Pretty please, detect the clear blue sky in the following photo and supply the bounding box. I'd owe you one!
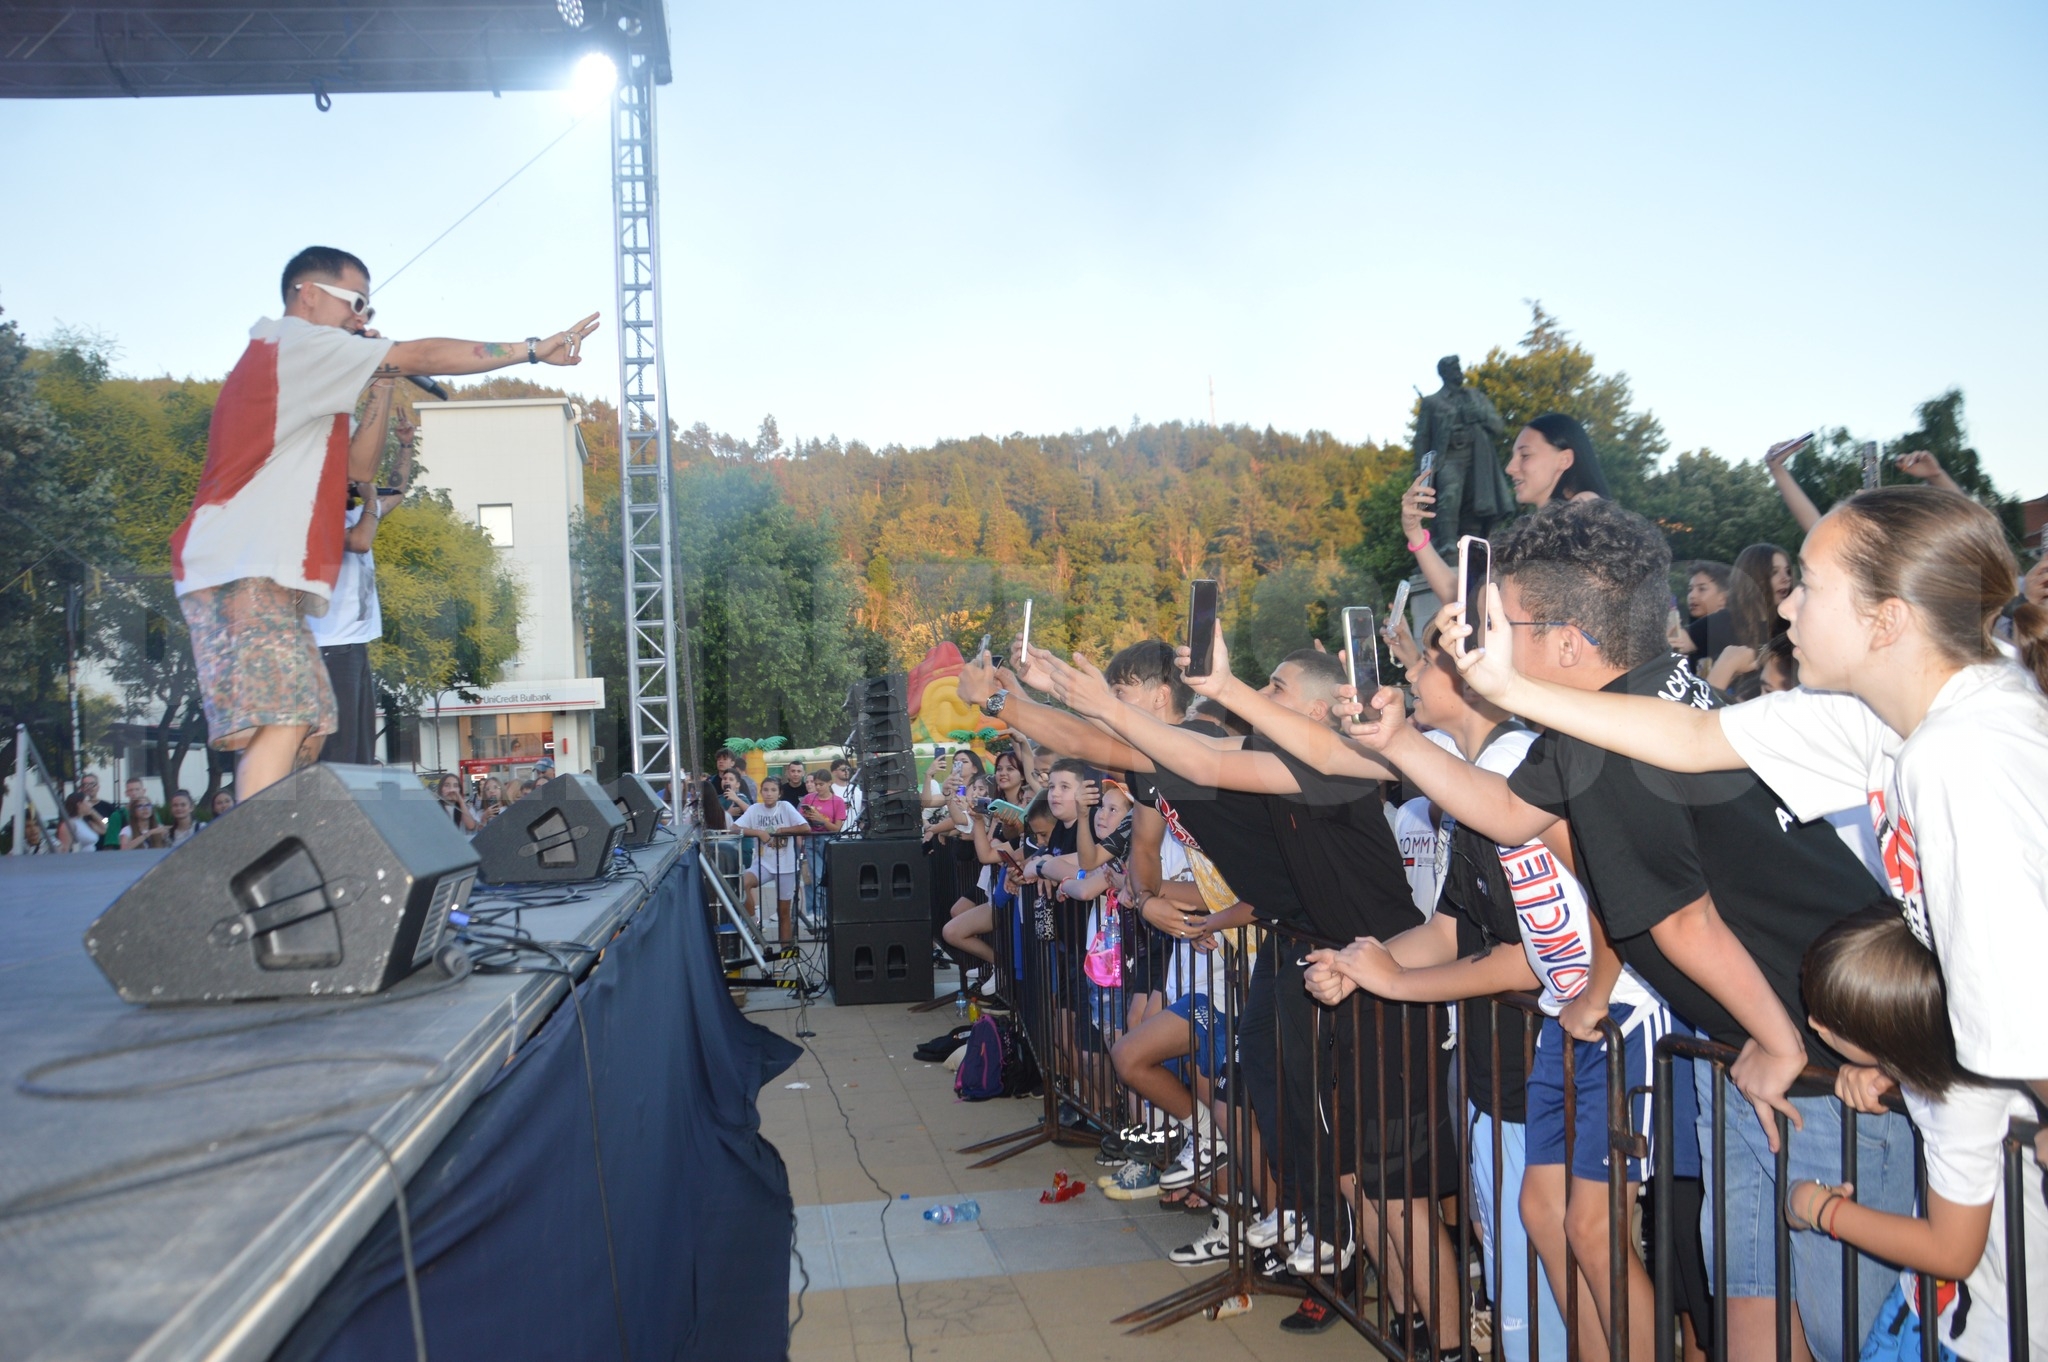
[1,2,2041,492]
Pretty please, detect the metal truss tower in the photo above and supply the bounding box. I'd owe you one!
[610,44,697,801]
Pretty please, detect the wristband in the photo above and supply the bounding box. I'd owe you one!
[1405,537,1428,553]
[526,336,541,365]
[1824,1193,1848,1239]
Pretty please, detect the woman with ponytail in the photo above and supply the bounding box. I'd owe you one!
[1440,483,2048,1117]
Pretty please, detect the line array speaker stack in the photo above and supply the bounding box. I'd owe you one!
[845,674,919,838]
[85,764,479,1004]
[825,839,931,1005]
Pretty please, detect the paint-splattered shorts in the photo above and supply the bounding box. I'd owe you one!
[179,576,335,763]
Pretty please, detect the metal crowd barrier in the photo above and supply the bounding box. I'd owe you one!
[964,890,1637,1360]
[948,878,2044,1361]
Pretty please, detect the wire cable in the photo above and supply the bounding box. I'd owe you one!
[374,116,592,296]
[798,1031,914,1362]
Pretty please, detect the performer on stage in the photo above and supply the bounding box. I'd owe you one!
[172,245,599,798]
[308,410,412,764]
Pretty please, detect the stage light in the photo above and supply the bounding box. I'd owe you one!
[557,0,585,28]
[568,50,617,113]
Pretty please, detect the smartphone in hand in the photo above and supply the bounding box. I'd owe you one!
[1184,579,1220,678]
[1418,449,1437,480]
[1456,536,1492,653]
[1341,606,1381,717]
[1386,580,1412,639]
[1020,599,1033,659]
[1859,441,1881,490]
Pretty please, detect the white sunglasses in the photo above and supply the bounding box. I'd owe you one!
[297,279,375,322]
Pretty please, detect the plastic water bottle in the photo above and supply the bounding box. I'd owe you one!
[922,1199,980,1225]
[954,992,968,1020]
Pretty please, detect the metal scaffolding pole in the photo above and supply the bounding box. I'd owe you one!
[610,45,698,804]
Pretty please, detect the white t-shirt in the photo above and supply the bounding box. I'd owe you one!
[172,316,395,611]
[1385,796,1442,918]
[832,780,864,834]
[734,800,807,874]
[305,503,383,646]
[1719,665,2048,1077]
[1423,725,1656,1018]
[1899,1082,2048,1361]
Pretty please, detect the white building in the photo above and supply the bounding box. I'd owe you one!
[411,397,604,784]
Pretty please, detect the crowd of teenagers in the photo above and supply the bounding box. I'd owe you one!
[928,411,2047,1362]
[697,750,867,946]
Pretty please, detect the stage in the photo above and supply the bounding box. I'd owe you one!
[0,831,798,1362]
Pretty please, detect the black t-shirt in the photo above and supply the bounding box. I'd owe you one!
[1257,736,1420,945]
[1045,819,1082,944]
[1505,654,1891,1066]
[1140,720,1312,933]
[1686,609,1735,661]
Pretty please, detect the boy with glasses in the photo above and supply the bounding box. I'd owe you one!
[171,245,599,798]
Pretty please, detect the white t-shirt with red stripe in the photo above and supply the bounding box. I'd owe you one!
[172,316,394,614]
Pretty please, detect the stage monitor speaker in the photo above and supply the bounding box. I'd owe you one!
[604,773,664,848]
[85,764,480,1005]
[854,751,915,797]
[473,773,627,883]
[826,838,928,925]
[829,919,933,1006]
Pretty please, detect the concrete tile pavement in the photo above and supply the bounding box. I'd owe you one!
[753,984,1385,1362]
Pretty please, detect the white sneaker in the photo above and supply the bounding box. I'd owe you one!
[1168,1209,1238,1265]
[1157,1133,1228,1191]
[1245,1208,1299,1250]
[1286,1233,1355,1275]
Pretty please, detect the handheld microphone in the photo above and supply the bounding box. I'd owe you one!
[405,374,450,401]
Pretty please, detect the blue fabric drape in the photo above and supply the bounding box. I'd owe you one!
[279,855,800,1362]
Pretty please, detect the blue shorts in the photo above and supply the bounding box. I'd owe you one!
[1162,992,1230,1080]
[1527,1007,1699,1183]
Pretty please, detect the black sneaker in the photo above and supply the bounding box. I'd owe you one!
[1251,1245,1301,1287]
[1279,1295,1338,1334]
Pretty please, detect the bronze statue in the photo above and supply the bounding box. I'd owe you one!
[1414,355,1513,549]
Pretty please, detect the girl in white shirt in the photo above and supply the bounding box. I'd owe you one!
[1794,910,2046,1361]
[1442,485,2048,1118]
[735,776,808,945]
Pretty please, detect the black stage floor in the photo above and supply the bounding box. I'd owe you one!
[0,836,683,1362]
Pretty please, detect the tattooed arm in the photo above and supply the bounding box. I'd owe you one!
[381,313,602,378]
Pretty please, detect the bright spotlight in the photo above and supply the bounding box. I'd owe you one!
[557,0,585,28]
[567,50,617,113]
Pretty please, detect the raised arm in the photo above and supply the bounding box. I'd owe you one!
[1037,650,1300,794]
[1764,438,1822,533]
[954,652,1154,774]
[1400,473,1458,602]
[1342,686,1560,846]
[1441,585,1746,773]
[380,313,600,378]
[1895,449,1963,494]
[348,374,397,484]
[1169,626,1398,782]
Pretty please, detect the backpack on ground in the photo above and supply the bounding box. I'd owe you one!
[953,1015,1037,1101]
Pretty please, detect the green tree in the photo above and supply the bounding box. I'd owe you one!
[1461,304,1669,507]
[0,313,117,789]
[370,489,524,715]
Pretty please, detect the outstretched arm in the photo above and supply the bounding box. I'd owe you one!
[1169,625,1398,782]
[381,315,601,378]
[1038,648,1301,794]
[1439,586,1746,773]
[955,651,1154,773]
[1341,683,1559,846]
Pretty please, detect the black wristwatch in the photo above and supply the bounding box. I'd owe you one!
[982,688,1009,717]
[526,336,541,365]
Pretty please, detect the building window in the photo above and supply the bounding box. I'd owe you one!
[477,503,514,546]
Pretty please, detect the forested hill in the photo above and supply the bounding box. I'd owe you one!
[591,306,2020,749]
